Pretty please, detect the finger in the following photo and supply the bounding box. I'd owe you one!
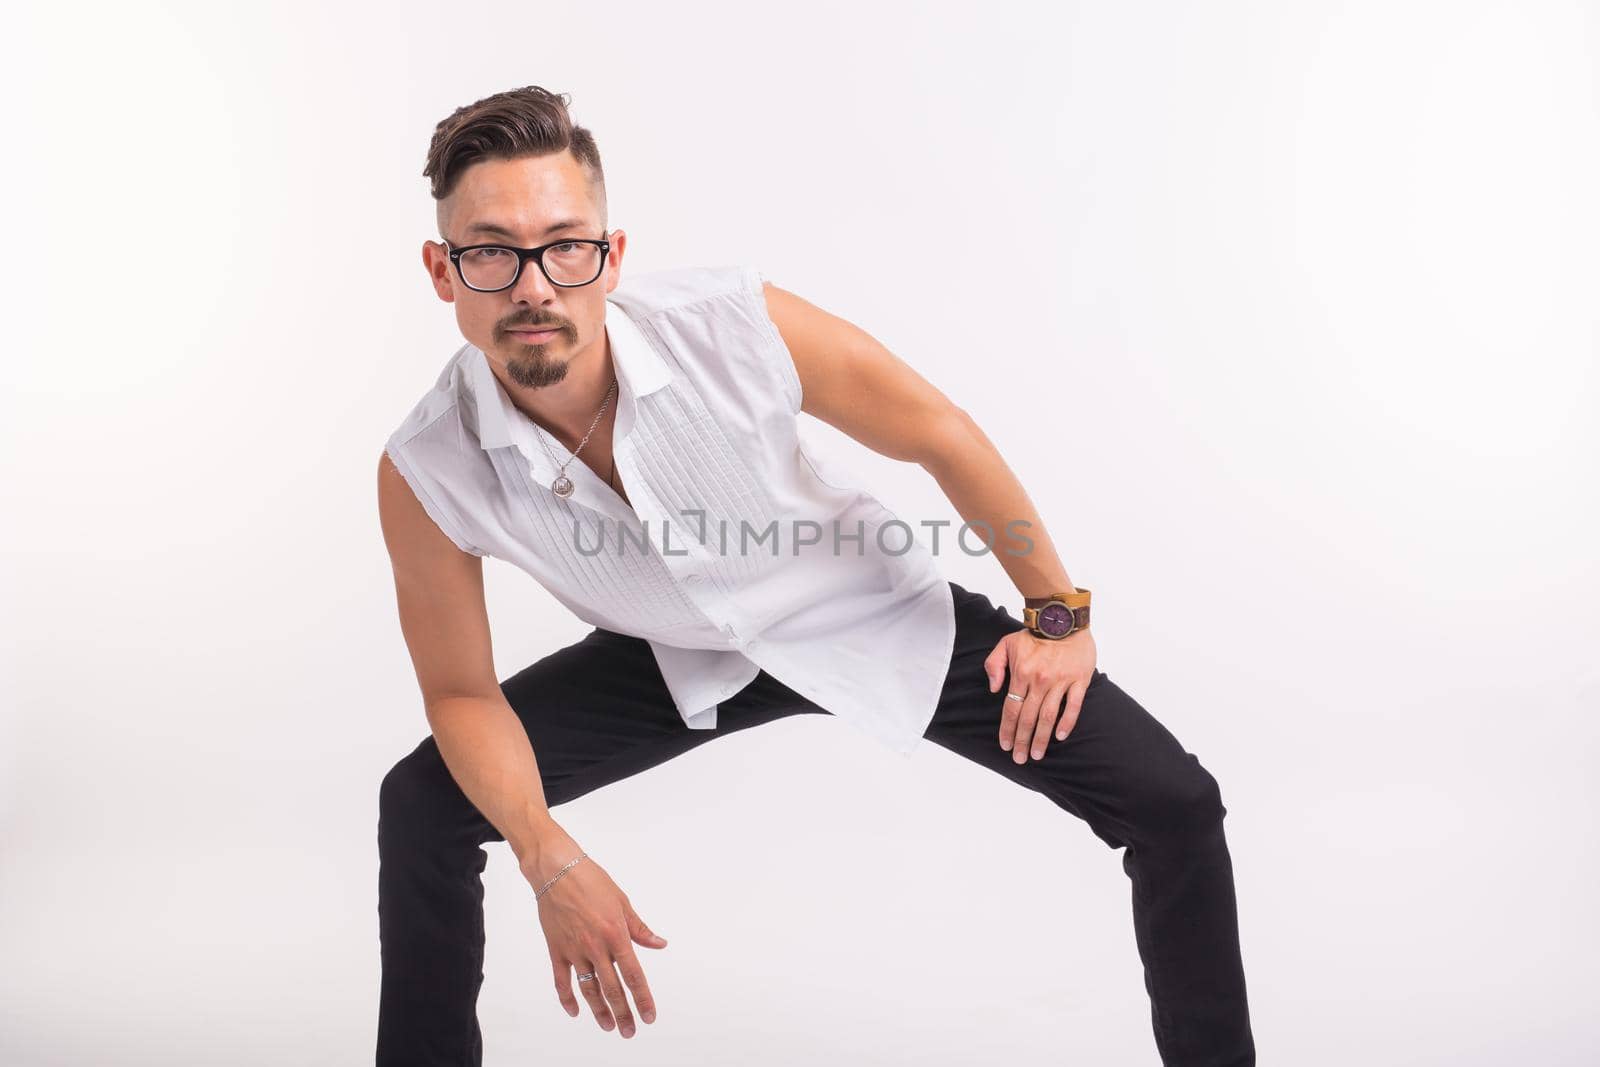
[552,956,581,1018]
[624,899,668,952]
[614,902,659,1023]
[593,952,637,1038]
[998,682,1026,751]
[621,902,663,1024]
[575,957,615,1031]
[984,641,1009,693]
[611,942,658,1027]
[1030,681,1069,759]
[1056,677,1088,742]
[1013,681,1046,764]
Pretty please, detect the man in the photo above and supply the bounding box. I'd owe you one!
[376,85,1254,1066]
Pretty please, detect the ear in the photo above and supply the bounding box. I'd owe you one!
[423,240,456,304]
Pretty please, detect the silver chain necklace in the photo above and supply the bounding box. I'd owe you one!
[528,376,617,499]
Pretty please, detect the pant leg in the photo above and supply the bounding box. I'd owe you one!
[924,582,1256,1067]
[375,625,827,1067]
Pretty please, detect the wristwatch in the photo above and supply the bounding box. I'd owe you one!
[1021,587,1091,640]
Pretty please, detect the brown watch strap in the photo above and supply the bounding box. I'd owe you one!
[1024,588,1090,606]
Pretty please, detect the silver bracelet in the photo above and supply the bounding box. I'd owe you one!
[534,852,589,900]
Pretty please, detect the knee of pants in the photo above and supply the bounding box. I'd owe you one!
[1127,758,1227,846]
[378,743,457,856]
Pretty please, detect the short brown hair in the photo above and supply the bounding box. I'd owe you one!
[423,85,606,225]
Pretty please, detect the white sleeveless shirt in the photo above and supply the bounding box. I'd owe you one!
[384,265,956,755]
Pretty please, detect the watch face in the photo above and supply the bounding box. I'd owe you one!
[1037,602,1074,637]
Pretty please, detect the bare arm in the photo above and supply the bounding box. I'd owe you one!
[760,281,1096,764]
[377,450,568,869]
[761,281,1077,602]
[377,450,666,1037]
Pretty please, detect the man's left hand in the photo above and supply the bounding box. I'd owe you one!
[982,627,1098,764]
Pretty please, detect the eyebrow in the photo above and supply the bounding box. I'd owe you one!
[464,218,590,241]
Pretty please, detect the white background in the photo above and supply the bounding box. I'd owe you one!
[3,1,1597,1064]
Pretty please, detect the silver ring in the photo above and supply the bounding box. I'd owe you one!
[577,971,597,982]
[1006,692,1024,702]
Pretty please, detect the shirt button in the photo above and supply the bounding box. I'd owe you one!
[745,638,761,653]
[684,573,703,586]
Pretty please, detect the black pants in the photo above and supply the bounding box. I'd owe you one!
[376,581,1255,1065]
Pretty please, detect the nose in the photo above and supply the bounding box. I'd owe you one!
[506,250,559,305]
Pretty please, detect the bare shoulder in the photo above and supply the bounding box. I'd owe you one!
[376,450,500,708]
[758,280,965,465]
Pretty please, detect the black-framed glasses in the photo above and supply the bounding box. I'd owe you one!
[442,236,611,291]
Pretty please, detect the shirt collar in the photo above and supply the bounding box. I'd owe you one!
[465,296,673,455]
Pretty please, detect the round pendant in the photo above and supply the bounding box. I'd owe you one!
[552,474,575,499]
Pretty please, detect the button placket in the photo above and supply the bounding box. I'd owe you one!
[666,550,744,639]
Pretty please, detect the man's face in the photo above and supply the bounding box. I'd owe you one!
[425,152,623,389]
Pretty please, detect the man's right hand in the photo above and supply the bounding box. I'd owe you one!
[524,831,669,1039]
